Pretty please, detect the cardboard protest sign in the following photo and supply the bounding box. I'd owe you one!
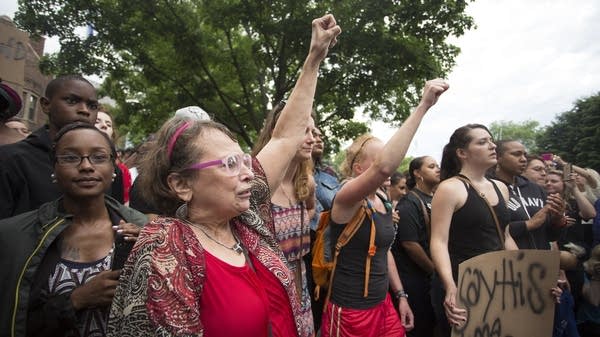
[451,250,560,337]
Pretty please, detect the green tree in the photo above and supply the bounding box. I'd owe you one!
[16,0,474,150]
[398,156,413,175]
[537,92,600,171]
[333,149,346,176]
[489,120,543,153]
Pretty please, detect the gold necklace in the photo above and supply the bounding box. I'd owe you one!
[181,219,243,255]
[458,174,487,199]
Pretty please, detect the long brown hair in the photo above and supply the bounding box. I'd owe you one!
[440,124,491,180]
[252,102,313,202]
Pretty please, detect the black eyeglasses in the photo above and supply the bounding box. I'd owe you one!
[55,153,112,166]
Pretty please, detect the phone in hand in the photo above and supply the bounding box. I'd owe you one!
[112,233,134,270]
[541,153,553,161]
[563,163,573,182]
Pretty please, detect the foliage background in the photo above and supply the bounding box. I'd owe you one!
[16,0,475,157]
[489,120,543,154]
[536,92,600,171]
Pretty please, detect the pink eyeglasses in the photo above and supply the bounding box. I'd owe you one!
[187,153,252,176]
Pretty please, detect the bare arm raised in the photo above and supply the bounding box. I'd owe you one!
[332,79,448,224]
[256,14,341,194]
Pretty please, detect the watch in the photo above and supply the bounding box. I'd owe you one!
[394,290,408,300]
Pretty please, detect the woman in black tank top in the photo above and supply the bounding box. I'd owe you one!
[430,124,515,335]
[322,79,449,337]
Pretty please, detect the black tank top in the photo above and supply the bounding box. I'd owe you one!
[448,178,509,282]
[329,202,396,309]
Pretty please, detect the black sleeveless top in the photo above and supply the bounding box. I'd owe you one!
[449,177,509,282]
[329,202,396,309]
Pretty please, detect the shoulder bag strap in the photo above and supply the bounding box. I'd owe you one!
[325,200,369,303]
[455,175,505,247]
[293,202,305,301]
[409,190,431,237]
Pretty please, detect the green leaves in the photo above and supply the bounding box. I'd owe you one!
[490,120,543,154]
[537,93,600,170]
[16,0,474,154]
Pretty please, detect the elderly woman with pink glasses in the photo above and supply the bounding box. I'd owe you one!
[106,15,340,337]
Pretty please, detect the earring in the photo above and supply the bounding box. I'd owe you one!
[175,203,188,219]
[50,173,57,183]
[111,172,117,182]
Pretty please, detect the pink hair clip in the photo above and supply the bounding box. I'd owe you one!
[167,121,191,160]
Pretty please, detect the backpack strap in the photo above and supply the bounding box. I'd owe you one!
[455,175,505,247]
[409,190,430,237]
[325,199,373,303]
[334,200,368,247]
[363,205,376,297]
[375,190,393,213]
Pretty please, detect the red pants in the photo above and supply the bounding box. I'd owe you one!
[321,294,405,337]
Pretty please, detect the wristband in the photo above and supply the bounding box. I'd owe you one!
[394,290,408,300]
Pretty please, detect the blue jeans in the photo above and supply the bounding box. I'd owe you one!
[553,289,580,337]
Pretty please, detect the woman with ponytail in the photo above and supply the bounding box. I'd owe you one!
[429,124,515,336]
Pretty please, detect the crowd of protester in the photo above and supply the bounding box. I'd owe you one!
[0,13,599,337]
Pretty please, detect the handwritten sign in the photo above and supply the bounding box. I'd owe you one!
[452,250,560,337]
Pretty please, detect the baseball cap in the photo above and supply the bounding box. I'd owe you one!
[174,106,211,121]
[0,83,23,119]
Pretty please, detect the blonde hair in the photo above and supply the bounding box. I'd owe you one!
[339,134,376,179]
